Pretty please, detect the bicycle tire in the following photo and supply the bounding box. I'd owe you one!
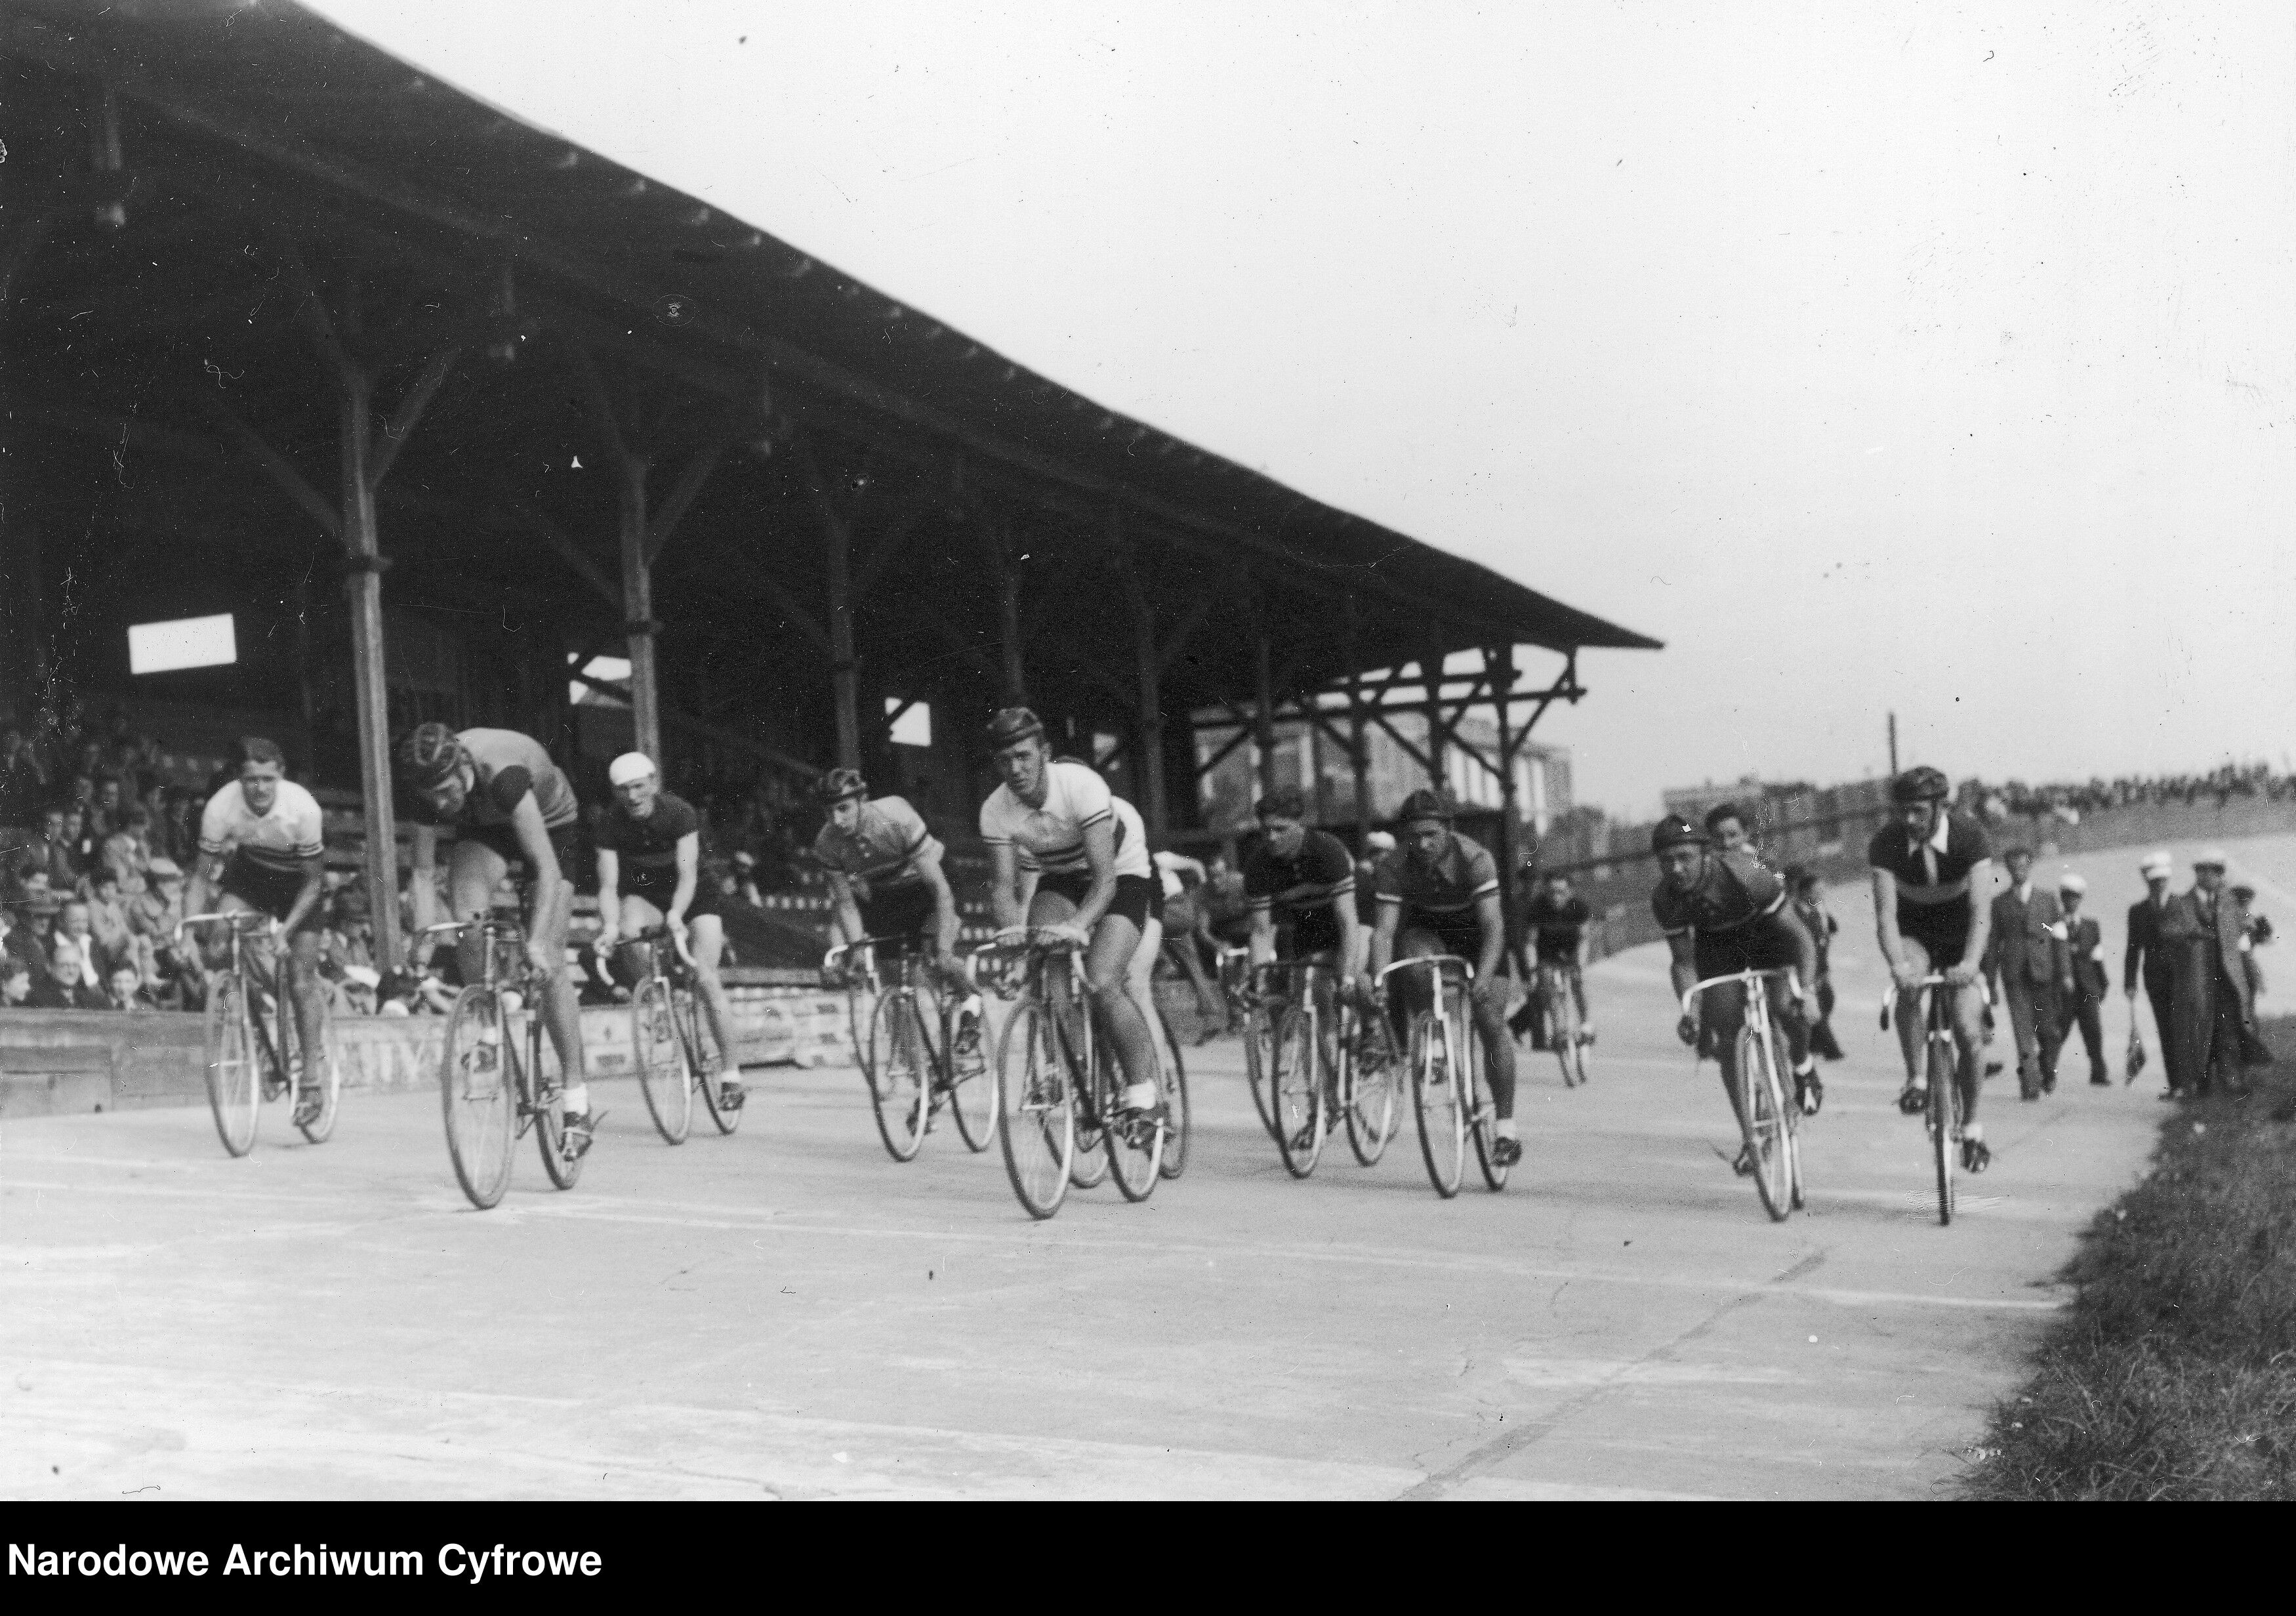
[632,978,694,1145]
[531,1019,585,1191]
[1929,1031,1958,1226]
[1157,1010,1191,1179]
[1055,985,1111,1190]
[1412,1014,1466,1197]
[867,990,932,1162]
[1272,1001,1325,1178]
[944,998,997,1151]
[1548,983,1580,1088]
[683,990,742,1135]
[1104,1069,1164,1202]
[996,1000,1073,1218]
[440,987,517,1209]
[1345,1001,1399,1167]
[293,987,341,1145]
[1734,1021,1790,1222]
[848,981,877,1094]
[1468,1017,1510,1193]
[1243,1005,1282,1144]
[203,972,261,1157]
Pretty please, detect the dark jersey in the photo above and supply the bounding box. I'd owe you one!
[596,790,702,902]
[1651,848,1787,936]
[1524,891,1591,959]
[415,728,580,833]
[1374,833,1500,917]
[1243,829,1356,957]
[1867,811,1991,936]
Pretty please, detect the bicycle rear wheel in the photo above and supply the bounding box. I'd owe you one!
[1734,1022,1791,1222]
[1157,1010,1190,1180]
[848,982,877,1093]
[1272,1002,1325,1178]
[1550,988,1583,1088]
[1104,1066,1164,1203]
[440,987,516,1209]
[292,988,340,1144]
[1243,1005,1282,1143]
[996,1001,1073,1218]
[531,1022,584,1191]
[684,991,741,1135]
[1412,1014,1466,1197]
[1056,991,1110,1189]
[867,991,932,1162]
[203,973,261,1157]
[632,978,694,1145]
[1468,1025,1509,1193]
[1345,1002,1399,1167]
[947,999,998,1153]
[1929,1033,1958,1226]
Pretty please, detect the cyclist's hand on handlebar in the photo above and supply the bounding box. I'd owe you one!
[1042,921,1091,950]
[1676,1013,1700,1048]
[1890,959,1927,991]
[525,937,558,979]
[1942,961,1980,987]
[993,925,1030,949]
[1467,976,1504,1010]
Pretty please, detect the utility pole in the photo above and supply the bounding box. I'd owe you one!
[1887,711,1898,777]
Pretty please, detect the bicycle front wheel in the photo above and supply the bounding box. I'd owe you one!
[632,978,693,1145]
[1242,1005,1282,1144]
[293,988,340,1144]
[1345,1003,1399,1167]
[867,991,932,1161]
[682,991,742,1136]
[1272,1003,1325,1178]
[1550,990,1582,1088]
[996,1001,1073,1218]
[1734,1022,1791,1222]
[1468,1027,1509,1193]
[1929,1033,1958,1226]
[528,1019,585,1191]
[203,973,262,1157]
[1056,993,1111,1190]
[440,987,517,1209]
[1412,1014,1466,1197]
[1157,1010,1191,1180]
[947,999,997,1152]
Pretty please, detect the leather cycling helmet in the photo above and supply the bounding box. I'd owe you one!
[1395,787,1453,824]
[817,766,868,804]
[985,707,1046,747]
[397,721,466,788]
[1890,765,1951,805]
[1649,814,1709,854]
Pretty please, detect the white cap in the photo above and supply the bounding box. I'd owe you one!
[2139,850,2172,878]
[2057,872,2087,894]
[2196,847,2229,870]
[607,752,657,787]
[1364,831,1397,853]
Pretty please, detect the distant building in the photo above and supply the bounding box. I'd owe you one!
[1197,707,1570,836]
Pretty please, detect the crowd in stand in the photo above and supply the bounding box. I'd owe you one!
[1956,761,2295,823]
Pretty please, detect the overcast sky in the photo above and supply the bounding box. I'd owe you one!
[313,1,2295,817]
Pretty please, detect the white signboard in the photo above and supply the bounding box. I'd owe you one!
[127,613,237,675]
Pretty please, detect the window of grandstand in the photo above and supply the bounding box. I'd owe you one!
[885,698,932,748]
[127,614,236,676]
[571,655,632,707]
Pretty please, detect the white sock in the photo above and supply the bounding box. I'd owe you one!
[962,993,983,1019]
[1123,1081,1158,1108]
[1496,1118,1517,1140]
[721,1066,743,1085]
[1963,1121,1982,1142]
[1795,1058,1816,1075]
[562,1084,590,1117]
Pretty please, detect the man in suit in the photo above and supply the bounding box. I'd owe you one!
[2125,850,2183,1095]
[1988,846,2072,1098]
[2055,873,2112,1086]
[2162,848,2255,1098]
[24,935,108,1009]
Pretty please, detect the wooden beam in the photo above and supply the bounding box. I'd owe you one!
[195,390,344,543]
[796,434,863,768]
[367,342,462,487]
[337,363,401,970]
[499,503,620,611]
[1155,598,1211,674]
[1191,721,1254,780]
[567,342,630,466]
[263,227,350,384]
[569,669,819,779]
[850,506,924,605]
[643,411,742,567]
[752,571,836,659]
[615,449,663,764]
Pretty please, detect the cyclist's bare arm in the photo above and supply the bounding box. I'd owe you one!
[1368,899,1401,978]
[912,843,962,959]
[510,796,569,963]
[1773,901,1820,997]
[594,848,623,948]
[1664,930,1698,1006]
[1870,867,1914,982]
[825,869,867,946]
[1954,859,2001,982]
[1472,892,1507,991]
[665,831,701,929]
[1248,906,1277,967]
[1334,891,1363,984]
[183,849,229,928]
[987,843,1026,933]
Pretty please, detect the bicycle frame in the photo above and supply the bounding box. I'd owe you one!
[1380,952,1504,1195]
[1914,972,1965,1226]
[180,909,290,1155]
[1682,967,1805,1220]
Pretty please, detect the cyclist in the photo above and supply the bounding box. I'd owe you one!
[815,765,980,1049]
[398,722,595,1150]
[1650,815,1824,1155]
[1243,785,1365,1143]
[1868,764,1998,1172]
[1368,788,1521,1168]
[1511,867,1593,1050]
[183,736,329,1126]
[592,751,745,1115]
[979,707,1162,1118]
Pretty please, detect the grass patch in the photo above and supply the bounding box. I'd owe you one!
[1961,1017,2296,1499]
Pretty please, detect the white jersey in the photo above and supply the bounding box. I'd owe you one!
[199,779,325,876]
[979,760,1153,881]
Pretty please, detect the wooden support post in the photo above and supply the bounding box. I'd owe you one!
[1123,552,1169,839]
[1253,614,1278,798]
[827,495,859,771]
[338,360,401,972]
[615,452,663,764]
[1344,597,1372,837]
[987,512,1029,707]
[1486,645,1523,955]
[1421,644,1449,795]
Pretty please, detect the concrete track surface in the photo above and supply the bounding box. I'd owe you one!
[6,835,2286,1500]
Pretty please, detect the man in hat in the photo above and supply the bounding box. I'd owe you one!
[2125,850,2183,1094]
[2161,849,2255,1098]
[2055,873,2112,1086]
[1987,846,2072,1098]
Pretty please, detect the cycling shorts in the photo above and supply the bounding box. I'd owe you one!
[621,876,720,922]
[220,850,319,932]
[859,881,938,955]
[1691,914,1801,984]
[1397,904,1484,963]
[1895,907,1972,971]
[1036,871,1162,930]
[457,819,579,877]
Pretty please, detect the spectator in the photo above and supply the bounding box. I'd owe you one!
[2230,883,2271,1005]
[337,964,382,1016]
[2055,873,2111,1087]
[104,963,157,1011]
[127,856,190,1003]
[1355,831,1396,930]
[84,870,141,984]
[26,935,108,1009]
[1786,865,1845,1061]
[1200,857,1253,950]
[1,888,45,976]
[729,850,765,909]
[53,898,121,988]
[137,781,174,863]
[0,725,47,828]
[1,956,31,1008]
[90,774,125,842]
[102,802,157,894]
[1153,847,1227,1037]
[18,804,76,896]
[1987,846,2072,1099]
[2162,850,2257,1098]
[14,882,63,961]
[59,804,98,890]
[2125,850,2183,1096]
[1703,802,1756,859]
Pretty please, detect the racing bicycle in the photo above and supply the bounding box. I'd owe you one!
[1683,968,1806,1222]
[181,909,337,1155]
[1534,959,1592,1088]
[626,924,744,1144]
[426,916,588,1210]
[1248,959,1399,1178]
[1379,954,1508,1197]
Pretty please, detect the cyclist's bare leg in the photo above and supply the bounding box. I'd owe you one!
[1893,936,1935,1087]
[1949,978,1988,1129]
[1030,886,1156,1099]
[1126,911,1166,1077]
[1391,928,1441,1044]
[528,870,588,1102]
[614,891,666,985]
[1703,988,1750,1113]
[685,914,745,1095]
[446,838,509,993]
[285,924,325,1090]
[1473,984,1517,1119]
